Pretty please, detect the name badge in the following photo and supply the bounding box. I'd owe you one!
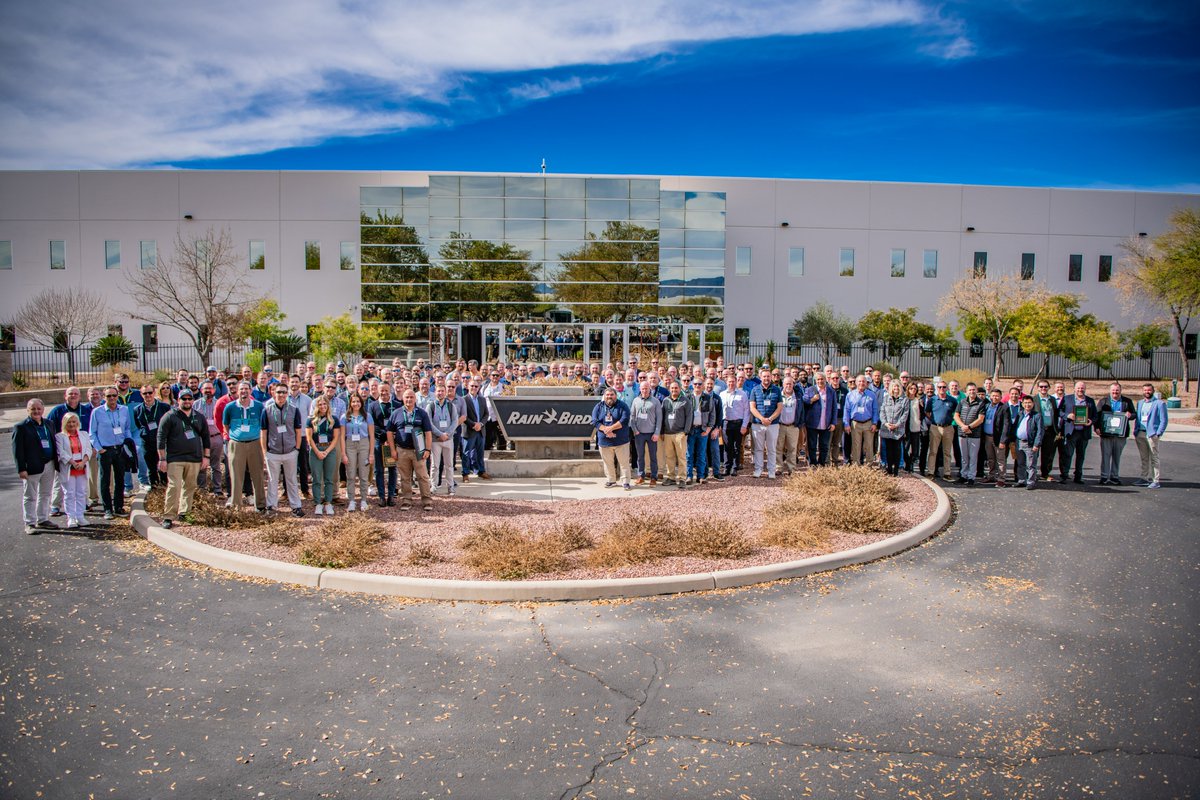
[112,426,123,435]
[147,422,157,431]
[762,400,772,409]
[184,430,196,440]
[276,425,288,433]
[637,411,649,420]
[351,434,362,442]
[318,434,329,444]
[41,439,52,449]
[605,415,612,423]
[403,426,413,435]
[238,423,250,433]
[667,412,676,422]
[1140,410,1150,423]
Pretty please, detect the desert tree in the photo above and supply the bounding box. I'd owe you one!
[791,301,859,365]
[9,286,110,382]
[938,273,1049,381]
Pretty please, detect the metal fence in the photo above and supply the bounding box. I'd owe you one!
[720,343,1197,382]
[8,344,275,387]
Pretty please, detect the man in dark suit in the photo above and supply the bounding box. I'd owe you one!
[459,379,491,481]
[13,399,58,534]
[1031,380,1061,481]
[1058,381,1098,484]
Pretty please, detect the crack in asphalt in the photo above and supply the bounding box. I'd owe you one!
[0,564,150,600]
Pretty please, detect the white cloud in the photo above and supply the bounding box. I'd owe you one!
[0,0,967,168]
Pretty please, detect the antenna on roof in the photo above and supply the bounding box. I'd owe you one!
[540,158,547,174]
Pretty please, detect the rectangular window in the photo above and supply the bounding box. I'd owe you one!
[249,240,265,270]
[839,247,855,277]
[1021,252,1035,280]
[923,249,938,278]
[105,240,121,270]
[1098,254,1112,282]
[50,240,65,270]
[890,248,905,278]
[735,327,750,351]
[788,247,805,277]
[139,240,157,269]
[1186,333,1197,359]
[1068,253,1082,282]
[142,324,158,352]
[734,246,751,276]
[973,251,987,278]
[0,240,10,269]
[340,241,357,270]
[0,325,14,350]
[304,240,320,270]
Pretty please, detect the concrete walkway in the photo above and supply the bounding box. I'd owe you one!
[0,432,1196,798]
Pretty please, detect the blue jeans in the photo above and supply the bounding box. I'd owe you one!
[686,429,708,479]
[807,427,831,466]
[374,439,396,501]
[634,432,658,478]
[706,435,721,478]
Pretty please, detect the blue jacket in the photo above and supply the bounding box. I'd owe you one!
[592,400,631,447]
[1013,409,1045,448]
[47,402,91,436]
[802,385,838,429]
[1135,397,1168,437]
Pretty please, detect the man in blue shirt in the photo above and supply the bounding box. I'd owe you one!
[842,374,880,466]
[89,387,134,519]
[204,366,229,399]
[222,381,267,512]
[1134,382,1168,489]
[592,387,633,490]
[923,380,959,481]
[748,368,783,479]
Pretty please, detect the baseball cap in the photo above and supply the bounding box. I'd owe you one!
[178,389,194,398]
[205,365,217,372]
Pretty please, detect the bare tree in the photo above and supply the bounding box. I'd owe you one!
[9,287,110,382]
[938,273,1048,381]
[124,226,268,364]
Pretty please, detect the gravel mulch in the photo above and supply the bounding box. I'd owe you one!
[174,471,939,582]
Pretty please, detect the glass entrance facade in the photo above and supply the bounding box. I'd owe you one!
[360,175,725,361]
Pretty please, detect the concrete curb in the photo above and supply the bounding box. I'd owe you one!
[127,478,952,602]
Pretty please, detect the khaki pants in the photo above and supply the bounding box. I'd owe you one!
[829,426,843,465]
[984,437,1006,482]
[395,448,432,504]
[928,424,955,477]
[796,426,808,466]
[661,432,687,481]
[599,444,632,485]
[779,424,801,474]
[164,461,201,519]
[1135,431,1161,483]
[850,420,874,465]
[228,439,266,510]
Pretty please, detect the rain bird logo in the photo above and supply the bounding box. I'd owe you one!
[506,407,592,426]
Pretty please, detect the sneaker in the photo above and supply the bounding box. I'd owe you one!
[1133,479,1150,487]
[677,483,685,491]
[400,502,412,511]
[423,503,433,512]
[767,474,776,480]
[314,505,324,516]
[367,485,377,497]
[162,518,173,529]
[50,507,64,517]
[954,477,967,485]
[753,473,762,479]
[25,525,38,535]
[1073,476,1084,485]
[662,478,675,486]
[225,499,235,509]
[67,518,81,529]
[686,478,693,485]
[1098,478,1110,486]
[104,511,114,520]
[347,500,356,512]
[324,503,334,515]
[713,475,724,482]
[1109,477,1122,486]
[604,481,616,488]
[291,507,305,518]
[1147,482,1161,489]
[1026,483,1035,490]
[623,483,631,491]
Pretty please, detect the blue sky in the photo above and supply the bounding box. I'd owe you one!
[2,1,1198,189]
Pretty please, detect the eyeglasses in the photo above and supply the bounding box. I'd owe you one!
[104,394,117,398]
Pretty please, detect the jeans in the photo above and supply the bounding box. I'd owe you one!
[1016,442,1039,486]
[374,439,397,501]
[806,427,831,467]
[686,429,708,479]
[634,432,658,478]
[141,434,163,487]
[1060,434,1089,480]
[462,428,486,477]
[706,434,722,478]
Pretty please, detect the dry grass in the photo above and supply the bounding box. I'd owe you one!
[405,543,442,566]
[458,522,568,580]
[298,517,390,569]
[256,521,302,548]
[758,514,831,551]
[586,513,753,568]
[668,518,754,559]
[783,464,905,502]
[554,521,593,552]
[939,368,989,390]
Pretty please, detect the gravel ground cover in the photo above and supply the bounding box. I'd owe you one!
[172,472,937,581]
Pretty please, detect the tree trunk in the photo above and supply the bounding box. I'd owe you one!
[991,336,1003,382]
[65,346,77,383]
[1172,314,1190,394]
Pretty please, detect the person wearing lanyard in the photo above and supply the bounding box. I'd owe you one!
[54,412,93,529]
[719,374,747,477]
[113,373,145,494]
[260,385,305,517]
[340,393,374,512]
[1013,396,1045,489]
[1032,380,1061,482]
[156,390,211,528]
[592,387,632,490]
[88,388,133,520]
[385,389,434,512]
[47,385,87,517]
[776,377,803,477]
[14,399,58,533]
[221,381,267,512]
[1133,383,1167,489]
[193,380,225,496]
[370,383,399,506]
[134,382,172,488]
[686,380,715,485]
[981,388,1009,486]
[427,384,460,497]
[285,375,313,499]
[922,381,957,482]
[306,396,342,516]
[629,381,662,486]
[748,368,783,479]
[803,372,838,468]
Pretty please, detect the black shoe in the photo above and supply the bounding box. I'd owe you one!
[292,507,305,517]
[1026,483,1035,490]
[161,519,173,529]
[1109,477,1122,486]
[954,477,967,485]
[1098,478,1110,485]
[1073,476,1083,484]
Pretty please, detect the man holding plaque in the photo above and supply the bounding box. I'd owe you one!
[1096,382,1135,485]
[1058,381,1098,484]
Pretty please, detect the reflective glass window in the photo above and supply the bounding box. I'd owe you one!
[545,198,585,219]
[1098,254,1112,282]
[402,187,428,204]
[585,178,628,198]
[684,249,725,269]
[545,177,585,198]
[428,176,458,195]
[660,208,686,229]
[50,240,65,270]
[891,248,905,278]
[460,197,504,218]
[659,228,685,248]
[685,210,725,230]
[139,240,157,269]
[1021,252,1035,280]
[1068,253,1082,281]
[545,219,585,240]
[429,197,459,217]
[586,199,629,220]
[458,219,504,240]
[459,176,503,196]
[660,191,685,210]
[428,220,458,239]
[684,191,726,211]
[0,240,10,269]
[304,240,320,270]
[105,240,120,270]
[341,241,357,270]
[685,230,725,249]
[505,198,545,218]
[505,219,544,239]
[788,247,805,277]
[659,248,685,268]
[973,251,987,278]
[735,246,751,276]
[629,179,660,199]
[629,199,660,220]
[505,177,545,197]
[839,248,855,277]
[923,249,937,278]
[360,187,403,206]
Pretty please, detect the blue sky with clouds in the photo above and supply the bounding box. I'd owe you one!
[2,1,1197,189]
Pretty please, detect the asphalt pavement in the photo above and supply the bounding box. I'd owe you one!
[0,432,1196,799]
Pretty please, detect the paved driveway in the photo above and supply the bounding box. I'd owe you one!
[1,433,1196,799]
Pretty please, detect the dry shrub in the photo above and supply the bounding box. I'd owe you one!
[184,490,271,530]
[758,509,831,551]
[298,517,389,569]
[143,486,165,516]
[784,464,904,503]
[257,521,302,548]
[555,521,593,552]
[459,524,567,580]
[586,527,672,569]
[667,518,753,559]
[939,368,988,390]
[774,491,898,535]
[405,543,442,566]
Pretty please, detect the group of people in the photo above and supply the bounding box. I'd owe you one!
[13,354,1172,534]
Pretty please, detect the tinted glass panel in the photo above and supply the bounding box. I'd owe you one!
[428,176,458,196]
[139,240,157,269]
[629,199,659,220]
[685,230,725,249]
[684,191,726,210]
[0,240,10,269]
[788,247,804,277]
[459,176,503,196]
[685,210,725,230]
[735,246,751,276]
[340,241,357,270]
[629,179,659,199]
[105,240,120,269]
[923,249,937,278]
[891,248,905,278]
[1021,252,1035,280]
[505,219,544,239]
[429,197,459,217]
[304,240,320,270]
[545,198,585,219]
[545,177,585,198]
[585,178,628,198]
[586,199,629,220]
[1098,254,1112,282]
[1068,253,1082,281]
[684,249,724,269]
[505,198,545,218]
[50,240,65,270]
[460,197,503,218]
[545,219,585,240]
[504,177,544,197]
[973,251,987,278]
[839,248,855,276]
[360,187,404,206]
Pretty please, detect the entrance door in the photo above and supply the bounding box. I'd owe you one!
[482,324,504,364]
[461,324,482,365]
[584,325,605,364]
[431,324,459,365]
[683,324,704,364]
[606,327,625,366]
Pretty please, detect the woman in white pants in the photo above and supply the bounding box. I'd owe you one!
[340,393,374,512]
[54,412,93,528]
